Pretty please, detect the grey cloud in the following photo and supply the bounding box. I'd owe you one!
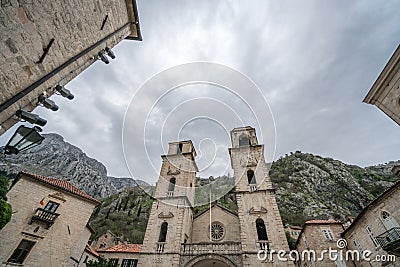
[1,0,399,182]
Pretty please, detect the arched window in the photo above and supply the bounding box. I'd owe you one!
[177,143,183,154]
[381,211,398,229]
[168,178,176,192]
[382,211,390,220]
[247,170,256,184]
[239,134,250,146]
[158,222,168,242]
[256,218,268,240]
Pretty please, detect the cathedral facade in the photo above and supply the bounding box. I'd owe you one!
[138,126,293,267]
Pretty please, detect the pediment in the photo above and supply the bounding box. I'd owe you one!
[249,206,267,214]
[158,212,174,218]
[167,168,181,175]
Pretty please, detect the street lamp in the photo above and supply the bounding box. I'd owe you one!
[4,125,45,155]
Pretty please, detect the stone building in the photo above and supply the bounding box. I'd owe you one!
[295,220,349,267]
[0,171,100,266]
[96,243,141,267]
[91,230,123,250]
[138,126,293,267]
[0,0,141,134]
[342,181,400,266]
[78,244,100,267]
[363,44,400,126]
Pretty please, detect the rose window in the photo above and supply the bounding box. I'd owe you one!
[210,223,224,241]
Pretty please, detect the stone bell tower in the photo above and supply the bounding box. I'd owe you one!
[229,126,291,266]
[138,140,198,267]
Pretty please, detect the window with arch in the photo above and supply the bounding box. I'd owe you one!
[158,222,168,242]
[382,211,390,220]
[177,143,183,154]
[239,134,250,146]
[168,178,176,192]
[256,218,268,240]
[381,211,398,229]
[247,170,256,184]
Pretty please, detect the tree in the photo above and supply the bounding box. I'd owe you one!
[0,176,9,200]
[0,176,11,229]
[86,257,118,267]
[285,231,297,250]
[0,199,12,230]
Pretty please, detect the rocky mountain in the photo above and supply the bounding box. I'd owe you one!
[0,133,119,198]
[0,133,398,243]
[269,152,398,225]
[107,176,149,191]
[88,153,398,243]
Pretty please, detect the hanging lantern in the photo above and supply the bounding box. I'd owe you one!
[4,125,44,155]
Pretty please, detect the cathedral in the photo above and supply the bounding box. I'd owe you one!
[138,126,292,267]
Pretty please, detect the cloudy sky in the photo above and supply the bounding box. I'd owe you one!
[2,0,400,184]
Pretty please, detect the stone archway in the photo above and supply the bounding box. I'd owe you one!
[185,254,239,267]
[192,259,231,267]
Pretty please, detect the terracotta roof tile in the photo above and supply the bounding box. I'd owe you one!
[97,244,141,253]
[305,219,341,225]
[20,171,100,204]
[85,244,99,257]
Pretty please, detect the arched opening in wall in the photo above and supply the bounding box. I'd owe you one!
[256,218,268,240]
[177,143,183,154]
[247,170,256,184]
[381,211,399,229]
[168,177,176,192]
[158,222,168,242]
[239,134,250,147]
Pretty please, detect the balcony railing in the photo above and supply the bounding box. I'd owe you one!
[167,191,174,197]
[376,227,400,256]
[181,242,241,255]
[256,240,271,251]
[249,185,257,192]
[30,208,60,228]
[156,242,166,253]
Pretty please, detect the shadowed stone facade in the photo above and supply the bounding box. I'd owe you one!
[0,172,99,266]
[295,220,349,267]
[91,230,122,250]
[364,44,400,126]
[139,127,294,267]
[0,0,141,134]
[342,181,400,266]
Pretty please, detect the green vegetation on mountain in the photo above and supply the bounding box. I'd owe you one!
[89,152,397,244]
[0,175,12,229]
[0,133,397,244]
[89,186,153,244]
[269,152,397,226]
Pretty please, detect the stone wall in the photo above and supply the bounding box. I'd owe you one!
[139,142,197,267]
[91,230,121,250]
[0,0,140,134]
[0,174,97,266]
[191,205,240,243]
[363,45,400,126]
[343,183,400,267]
[229,127,292,267]
[296,222,348,267]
